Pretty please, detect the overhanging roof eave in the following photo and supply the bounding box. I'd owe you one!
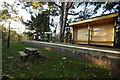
[69,12,118,27]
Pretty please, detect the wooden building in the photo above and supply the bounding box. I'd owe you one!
[69,12,120,47]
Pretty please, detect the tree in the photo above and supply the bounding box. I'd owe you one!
[54,2,118,42]
[0,1,18,47]
[53,2,73,42]
[0,2,18,21]
[0,25,8,42]
[20,1,118,42]
[22,11,50,41]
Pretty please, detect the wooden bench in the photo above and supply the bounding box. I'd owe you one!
[18,51,28,61]
[19,48,44,61]
[37,51,43,54]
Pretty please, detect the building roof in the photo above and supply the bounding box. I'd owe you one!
[69,12,118,26]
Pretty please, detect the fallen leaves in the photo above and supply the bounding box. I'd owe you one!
[62,57,66,60]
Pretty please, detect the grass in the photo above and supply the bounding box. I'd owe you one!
[2,42,112,78]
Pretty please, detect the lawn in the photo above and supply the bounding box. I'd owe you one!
[2,42,112,78]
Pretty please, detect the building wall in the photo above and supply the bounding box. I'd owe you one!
[74,26,88,44]
[73,23,115,46]
[73,27,78,43]
[90,23,114,46]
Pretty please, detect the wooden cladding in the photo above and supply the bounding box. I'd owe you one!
[70,13,118,46]
[73,23,115,46]
[77,27,88,41]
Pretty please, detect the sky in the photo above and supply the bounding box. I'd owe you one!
[0,0,112,35]
[0,0,62,34]
[0,0,31,34]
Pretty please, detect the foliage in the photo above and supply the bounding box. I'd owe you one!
[2,74,14,79]
[0,1,19,45]
[22,11,50,40]
[23,31,34,40]
[0,2,18,22]
[20,1,118,42]
[1,25,28,43]
[68,2,118,22]
[1,9,10,21]
[65,32,72,43]
[102,2,118,13]
[32,2,43,9]
[55,2,118,42]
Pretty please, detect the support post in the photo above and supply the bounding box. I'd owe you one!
[7,21,10,47]
[72,26,74,44]
[88,23,90,46]
[115,1,120,48]
[114,17,117,48]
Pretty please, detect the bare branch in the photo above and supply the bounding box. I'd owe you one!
[66,2,73,9]
[68,11,82,15]
[54,3,61,8]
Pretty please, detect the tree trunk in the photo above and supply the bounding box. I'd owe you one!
[59,2,69,42]
[58,2,64,42]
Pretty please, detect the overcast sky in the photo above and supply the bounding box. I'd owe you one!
[0,0,31,34]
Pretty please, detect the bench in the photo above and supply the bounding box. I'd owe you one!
[37,51,43,54]
[18,48,44,61]
[18,51,28,61]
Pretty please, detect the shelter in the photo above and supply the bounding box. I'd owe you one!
[69,12,120,47]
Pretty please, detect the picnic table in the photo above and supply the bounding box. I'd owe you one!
[25,48,42,56]
[26,48,37,51]
[25,48,37,54]
[19,48,43,61]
